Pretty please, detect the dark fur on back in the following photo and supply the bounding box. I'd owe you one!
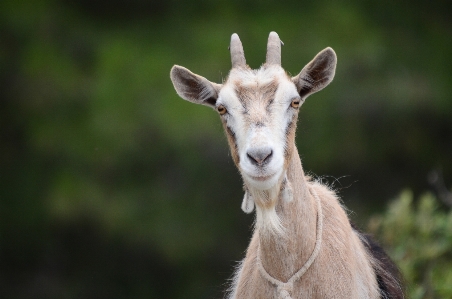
[352,223,405,299]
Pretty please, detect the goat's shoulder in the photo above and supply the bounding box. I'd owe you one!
[308,180,351,231]
[307,180,382,297]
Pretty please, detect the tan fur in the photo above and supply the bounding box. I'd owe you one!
[170,32,381,299]
[229,148,379,298]
[223,123,240,165]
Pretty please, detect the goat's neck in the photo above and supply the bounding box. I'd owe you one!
[257,146,317,282]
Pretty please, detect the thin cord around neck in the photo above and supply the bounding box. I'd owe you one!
[256,187,323,299]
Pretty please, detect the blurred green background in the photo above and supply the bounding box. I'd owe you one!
[1,0,451,298]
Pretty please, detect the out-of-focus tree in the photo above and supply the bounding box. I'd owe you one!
[369,190,452,299]
[1,0,451,298]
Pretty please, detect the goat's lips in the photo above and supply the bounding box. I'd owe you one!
[250,173,275,181]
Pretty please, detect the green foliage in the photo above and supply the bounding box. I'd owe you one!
[1,0,452,298]
[369,191,452,299]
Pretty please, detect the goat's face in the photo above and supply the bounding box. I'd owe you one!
[170,32,336,192]
[216,66,300,190]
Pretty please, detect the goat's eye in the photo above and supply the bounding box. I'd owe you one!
[217,105,227,115]
[290,98,301,109]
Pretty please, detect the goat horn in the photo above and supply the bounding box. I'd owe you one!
[266,31,282,65]
[230,33,246,68]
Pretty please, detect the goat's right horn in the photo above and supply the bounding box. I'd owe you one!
[230,33,246,68]
[266,31,282,66]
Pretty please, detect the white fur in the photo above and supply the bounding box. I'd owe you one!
[281,174,293,203]
[218,66,299,194]
[170,33,389,299]
[241,190,255,213]
[249,184,285,237]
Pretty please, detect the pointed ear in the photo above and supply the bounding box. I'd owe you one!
[291,47,337,99]
[170,65,222,107]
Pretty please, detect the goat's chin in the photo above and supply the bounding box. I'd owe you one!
[246,177,278,190]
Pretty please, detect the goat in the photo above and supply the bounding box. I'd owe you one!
[170,32,403,299]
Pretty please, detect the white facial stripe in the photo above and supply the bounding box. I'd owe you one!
[218,65,300,190]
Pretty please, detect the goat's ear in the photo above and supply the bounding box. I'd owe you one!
[170,65,222,108]
[291,47,337,99]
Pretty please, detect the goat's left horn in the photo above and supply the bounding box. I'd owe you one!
[266,31,282,65]
[230,33,246,68]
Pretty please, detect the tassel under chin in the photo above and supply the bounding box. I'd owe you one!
[280,174,293,203]
[241,191,255,213]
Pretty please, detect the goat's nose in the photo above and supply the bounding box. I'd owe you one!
[246,147,273,166]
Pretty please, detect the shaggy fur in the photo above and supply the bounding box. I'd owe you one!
[227,149,387,299]
[170,32,404,299]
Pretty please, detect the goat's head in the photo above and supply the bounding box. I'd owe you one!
[170,32,336,223]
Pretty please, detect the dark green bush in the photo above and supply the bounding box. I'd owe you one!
[369,190,452,299]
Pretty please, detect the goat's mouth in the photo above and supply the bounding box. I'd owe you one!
[242,168,284,190]
[245,170,280,185]
[244,171,282,191]
[250,174,275,181]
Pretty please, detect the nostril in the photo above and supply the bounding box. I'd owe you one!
[264,150,273,163]
[246,147,273,166]
[247,152,258,165]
